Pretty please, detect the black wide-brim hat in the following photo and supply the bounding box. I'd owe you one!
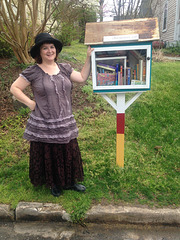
[30,32,63,59]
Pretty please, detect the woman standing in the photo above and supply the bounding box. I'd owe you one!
[10,32,93,197]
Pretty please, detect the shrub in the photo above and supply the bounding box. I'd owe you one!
[0,38,13,58]
[163,41,180,56]
[152,40,165,49]
[55,23,75,46]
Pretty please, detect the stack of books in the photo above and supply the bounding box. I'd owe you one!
[96,61,146,86]
[97,62,131,86]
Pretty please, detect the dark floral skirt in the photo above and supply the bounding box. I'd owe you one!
[29,138,84,188]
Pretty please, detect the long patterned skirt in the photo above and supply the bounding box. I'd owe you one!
[29,138,84,188]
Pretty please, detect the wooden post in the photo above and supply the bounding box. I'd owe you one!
[102,92,143,168]
[116,93,125,168]
[116,113,125,167]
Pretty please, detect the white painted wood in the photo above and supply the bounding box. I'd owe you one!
[101,92,143,113]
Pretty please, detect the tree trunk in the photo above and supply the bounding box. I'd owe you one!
[0,0,59,64]
[99,0,104,22]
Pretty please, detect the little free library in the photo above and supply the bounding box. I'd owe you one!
[85,18,159,167]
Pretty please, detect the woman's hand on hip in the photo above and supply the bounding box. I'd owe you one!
[29,100,36,111]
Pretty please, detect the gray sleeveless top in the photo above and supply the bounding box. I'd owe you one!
[20,63,78,144]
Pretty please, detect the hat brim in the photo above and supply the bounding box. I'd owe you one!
[30,39,63,59]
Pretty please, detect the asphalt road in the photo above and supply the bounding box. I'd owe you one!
[0,222,179,240]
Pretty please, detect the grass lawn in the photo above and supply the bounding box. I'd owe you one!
[0,42,179,223]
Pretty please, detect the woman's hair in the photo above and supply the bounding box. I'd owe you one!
[34,42,59,64]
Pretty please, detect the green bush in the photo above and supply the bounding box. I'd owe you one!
[55,23,75,46]
[163,41,180,56]
[0,38,13,58]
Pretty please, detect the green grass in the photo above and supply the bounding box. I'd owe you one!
[60,40,88,64]
[0,44,180,223]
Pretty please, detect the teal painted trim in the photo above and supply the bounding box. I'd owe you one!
[91,41,152,48]
[149,42,152,89]
[93,88,150,93]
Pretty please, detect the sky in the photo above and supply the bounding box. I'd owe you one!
[103,0,115,21]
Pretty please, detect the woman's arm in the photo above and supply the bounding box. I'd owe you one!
[70,46,94,83]
[10,76,36,111]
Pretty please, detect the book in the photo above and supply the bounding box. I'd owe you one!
[136,64,139,80]
[126,67,131,85]
[143,66,146,81]
[116,64,119,85]
[96,63,116,72]
[131,80,145,85]
[139,60,143,82]
[119,65,123,85]
[97,67,104,73]
[133,69,136,80]
[97,72,116,86]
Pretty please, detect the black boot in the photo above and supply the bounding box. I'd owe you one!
[51,185,62,197]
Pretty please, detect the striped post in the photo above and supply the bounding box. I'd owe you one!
[116,113,125,167]
[102,92,142,168]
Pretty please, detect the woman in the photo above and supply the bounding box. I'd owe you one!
[10,32,94,197]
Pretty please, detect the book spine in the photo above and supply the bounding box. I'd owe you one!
[97,67,104,73]
[139,60,143,82]
[143,63,146,81]
[133,69,136,80]
[116,64,119,85]
[120,65,123,85]
[126,67,131,85]
[136,64,139,80]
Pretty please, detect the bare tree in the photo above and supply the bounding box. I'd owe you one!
[0,0,61,63]
[99,0,104,22]
[139,0,154,18]
[111,0,143,20]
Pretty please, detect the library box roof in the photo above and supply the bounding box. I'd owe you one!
[85,18,159,45]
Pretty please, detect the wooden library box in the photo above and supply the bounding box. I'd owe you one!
[85,18,159,93]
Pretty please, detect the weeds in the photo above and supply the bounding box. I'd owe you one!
[152,49,168,62]
[163,41,180,56]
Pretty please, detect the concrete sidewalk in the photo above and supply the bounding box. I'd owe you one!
[0,202,180,226]
[164,56,180,61]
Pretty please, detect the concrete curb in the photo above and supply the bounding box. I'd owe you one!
[85,204,180,225]
[164,56,180,61]
[15,202,71,222]
[1,202,180,226]
[0,204,14,221]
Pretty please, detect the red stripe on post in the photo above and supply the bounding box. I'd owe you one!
[117,113,125,134]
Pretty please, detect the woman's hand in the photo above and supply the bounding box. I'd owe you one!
[29,100,36,111]
[70,46,94,83]
[87,46,94,58]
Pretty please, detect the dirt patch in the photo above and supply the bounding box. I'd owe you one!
[0,58,20,121]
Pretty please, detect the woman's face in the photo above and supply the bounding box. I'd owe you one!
[40,43,57,62]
